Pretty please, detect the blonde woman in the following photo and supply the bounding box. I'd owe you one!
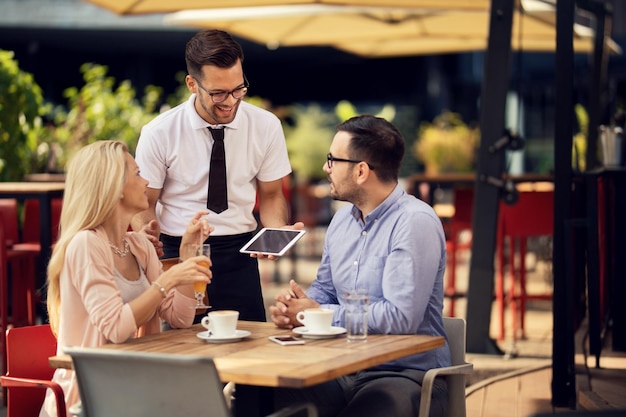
[40,140,213,417]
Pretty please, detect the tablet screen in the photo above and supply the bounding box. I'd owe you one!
[240,228,306,256]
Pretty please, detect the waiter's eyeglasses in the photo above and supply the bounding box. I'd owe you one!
[195,76,249,103]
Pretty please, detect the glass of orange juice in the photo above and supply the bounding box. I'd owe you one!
[192,243,211,309]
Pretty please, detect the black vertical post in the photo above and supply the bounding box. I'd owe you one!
[552,0,577,408]
[584,0,612,171]
[465,0,513,354]
[586,173,602,368]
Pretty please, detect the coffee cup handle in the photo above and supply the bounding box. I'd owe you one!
[201,316,212,331]
[296,311,306,326]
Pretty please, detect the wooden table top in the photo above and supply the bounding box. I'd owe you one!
[0,181,65,194]
[50,321,445,388]
[406,172,553,185]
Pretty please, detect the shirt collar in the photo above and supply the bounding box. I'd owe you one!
[187,93,244,133]
[350,183,404,225]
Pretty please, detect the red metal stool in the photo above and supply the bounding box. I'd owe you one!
[496,189,554,342]
[22,198,63,245]
[0,200,41,328]
[444,187,474,317]
[0,200,42,396]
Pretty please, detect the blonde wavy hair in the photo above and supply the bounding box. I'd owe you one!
[46,140,129,335]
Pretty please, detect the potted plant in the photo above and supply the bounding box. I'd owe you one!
[413,111,479,175]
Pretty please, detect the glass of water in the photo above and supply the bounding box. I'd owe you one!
[345,289,369,342]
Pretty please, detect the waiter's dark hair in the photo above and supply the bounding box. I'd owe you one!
[185,29,244,79]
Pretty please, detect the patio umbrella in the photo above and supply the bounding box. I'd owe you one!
[332,10,622,57]
[161,3,621,57]
[83,0,494,16]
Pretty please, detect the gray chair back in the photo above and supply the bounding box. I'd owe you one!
[65,347,231,417]
[443,317,469,417]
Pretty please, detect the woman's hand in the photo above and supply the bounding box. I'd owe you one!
[140,220,164,257]
[169,255,212,286]
[179,211,213,259]
[157,255,212,298]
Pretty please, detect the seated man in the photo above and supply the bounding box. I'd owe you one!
[270,115,451,417]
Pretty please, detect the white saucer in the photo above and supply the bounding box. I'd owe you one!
[196,329,251,344]
[293,326,346,339]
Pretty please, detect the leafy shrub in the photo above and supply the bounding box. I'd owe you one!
[0,50,47,181]
[35,63,162,172]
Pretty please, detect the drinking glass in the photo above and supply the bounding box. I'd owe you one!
[345,289,369,342]
[192,243,211,309]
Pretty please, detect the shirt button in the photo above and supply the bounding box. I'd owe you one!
[362,230,367,236]
[353,261,358,266]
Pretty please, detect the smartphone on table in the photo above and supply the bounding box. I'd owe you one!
[268,335,305,346]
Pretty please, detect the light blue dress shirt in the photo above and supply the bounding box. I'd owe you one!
[306,184,452,371]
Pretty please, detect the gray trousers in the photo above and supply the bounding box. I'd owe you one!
[274,368,448,417]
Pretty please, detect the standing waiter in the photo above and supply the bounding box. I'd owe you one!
[133,29,302,322]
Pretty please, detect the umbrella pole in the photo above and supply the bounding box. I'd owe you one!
[466,0,514,355]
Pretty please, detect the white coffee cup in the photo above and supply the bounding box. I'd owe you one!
[296,308,333,333]
[201,310,239,337]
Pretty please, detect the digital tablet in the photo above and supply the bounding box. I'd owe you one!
[240,228,306,256]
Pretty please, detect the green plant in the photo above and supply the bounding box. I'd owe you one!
[0,50,48,181]
[165,71,191,109]
[413,111,479,174]
[284,103,337,182]
[335,100,396,122]
[283,100,400,182]
[35,63,162,172]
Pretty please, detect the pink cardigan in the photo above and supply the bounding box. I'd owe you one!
[40,228,196,417]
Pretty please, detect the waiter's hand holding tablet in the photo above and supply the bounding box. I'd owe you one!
[240,228,306,259]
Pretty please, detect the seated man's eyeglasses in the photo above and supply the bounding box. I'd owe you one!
[327,153,375,170]
[194,75,249,103]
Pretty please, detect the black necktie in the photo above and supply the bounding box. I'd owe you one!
[207,127,228,213]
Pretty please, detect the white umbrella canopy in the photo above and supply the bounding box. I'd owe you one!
[83,0,620,57]
[162,3,621,57]
[82,0,494,15]
[332,7,622,57]
[164,5,456,50]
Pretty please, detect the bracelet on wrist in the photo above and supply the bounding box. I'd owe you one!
[152,281,167,299]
